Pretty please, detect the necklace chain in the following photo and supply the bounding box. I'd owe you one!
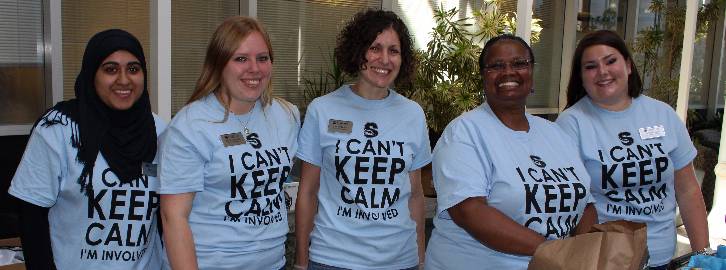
[239,102,256,135]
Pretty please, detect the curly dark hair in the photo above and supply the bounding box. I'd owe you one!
[565,30,642,109]
[335,9,416,84]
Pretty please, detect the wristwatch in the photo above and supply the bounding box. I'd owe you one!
[694,247,714,255]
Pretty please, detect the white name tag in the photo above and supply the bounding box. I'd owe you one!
[220,132,246,147]
[638,125,665,140]
[328,119,353,134]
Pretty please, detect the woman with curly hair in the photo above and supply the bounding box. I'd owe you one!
[295,9,431,270]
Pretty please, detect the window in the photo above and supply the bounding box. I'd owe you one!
[530,0,566,109]
[718,26,726,109]
[62,0,151,101]
[170,1,239,114]
[0,0,46,125]
[688,0,718,108]
[258,0,382,109]
[394,0,488,50]
[576,0,627,39]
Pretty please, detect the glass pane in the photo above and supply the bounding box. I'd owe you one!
[719,26,726,109]
[632,0,665,104]
[259,0,382,108]
[632,1,720,108]
[529,0,565,109]
[576,0,627,39]
[688,0,717,107]
[62,0,151,101]
[170,1,239,114]
[689,34,708,107]
[0,0,46,124]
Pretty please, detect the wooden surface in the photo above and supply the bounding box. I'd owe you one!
[0,238,24,270]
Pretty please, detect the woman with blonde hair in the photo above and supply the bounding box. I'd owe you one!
[159,16,299,270]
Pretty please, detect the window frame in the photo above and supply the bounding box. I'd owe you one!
[0,0,61,136]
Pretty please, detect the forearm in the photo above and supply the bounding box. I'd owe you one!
[294,190,318,266]
[295,161,321,266]
[573,203,598,235]
[450,197,545,255]
[17,199,57,270]
[408,170,426,264]
[162,217,198,270]
[674,164,710,250]
[160,194,198,270]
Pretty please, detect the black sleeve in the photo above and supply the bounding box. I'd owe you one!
[16,198,57,270]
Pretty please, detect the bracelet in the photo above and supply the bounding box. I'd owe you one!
[293,264,307,270]
[694,247,714,255]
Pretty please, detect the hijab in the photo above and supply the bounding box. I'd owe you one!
[36,29,157,196]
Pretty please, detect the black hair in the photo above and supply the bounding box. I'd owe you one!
[478,34,535,75]
[335,9,416,84]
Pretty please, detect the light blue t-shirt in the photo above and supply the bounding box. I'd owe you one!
[297,85,432,270]
[159,94,299,270]
[425,103,593,270]
[9,110,167,270]
[556,95,697,266]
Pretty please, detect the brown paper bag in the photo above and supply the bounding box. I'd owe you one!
[528,220,648,270]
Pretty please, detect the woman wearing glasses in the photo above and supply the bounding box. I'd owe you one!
[425,34,597,269]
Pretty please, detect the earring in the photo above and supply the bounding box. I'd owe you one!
[530,88,535,94]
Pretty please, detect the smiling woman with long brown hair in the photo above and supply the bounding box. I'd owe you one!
[556,30,710,269]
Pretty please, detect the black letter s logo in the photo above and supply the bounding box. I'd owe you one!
[364,122,378,138]
[530,155,546,168]
[247,133,262,149]
[618,132,633,146]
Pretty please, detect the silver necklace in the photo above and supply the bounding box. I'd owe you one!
[239,102,256,135]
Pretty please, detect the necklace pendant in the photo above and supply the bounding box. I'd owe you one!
[243,127,250,135]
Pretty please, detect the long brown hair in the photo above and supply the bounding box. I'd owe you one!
[565,30,642,109]
[187,16,275,113]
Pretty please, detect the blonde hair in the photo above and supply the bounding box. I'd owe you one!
[187,16,275,116]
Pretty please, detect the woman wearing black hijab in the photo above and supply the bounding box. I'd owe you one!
[9,29,165,270]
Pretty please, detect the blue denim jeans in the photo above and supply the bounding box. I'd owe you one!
[308,260,417,270]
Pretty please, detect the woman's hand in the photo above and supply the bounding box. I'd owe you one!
[573,203,598,235]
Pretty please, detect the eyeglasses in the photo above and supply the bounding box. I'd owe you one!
[483,59,533,73]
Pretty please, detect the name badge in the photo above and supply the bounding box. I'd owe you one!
[638,125,666,140]
[328,119,353,134]
[142,162,158,177]
[220,132,246,147]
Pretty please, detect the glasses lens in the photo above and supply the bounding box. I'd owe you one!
[487,62,505,72]
[512,59,530,70]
